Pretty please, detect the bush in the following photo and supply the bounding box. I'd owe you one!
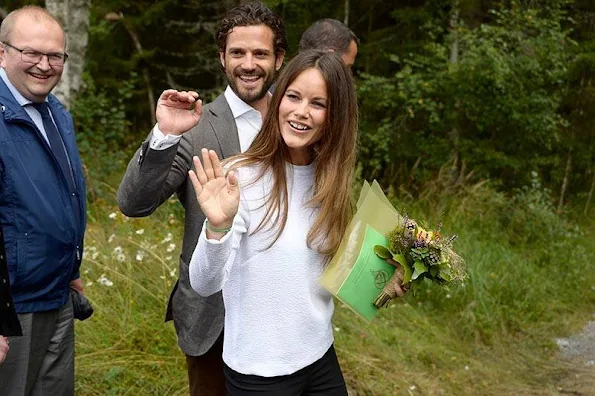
[71,73,135,201]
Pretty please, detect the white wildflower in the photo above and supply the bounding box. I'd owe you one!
[409,385,417,391]
[465,365,470,371]
[159,275,166,280]
[82,246,97,259]
[161,233,173,244]
[108,234,116,243]
[166,243,176,253]
[135,229,145,235]
[108,212,117,220]
[86,281,93,287]
[113,246,123,254]
[136,251,144,262]
[334,326,340,332]
[91,251,99,260]
[98,274,113,287]
[83,269,90,274]
[446,293,452,299]
[166,256,172,261]
[169,268,177,278]
[116,253,126,262]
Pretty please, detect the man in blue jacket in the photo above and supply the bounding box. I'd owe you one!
[0,5,86,395]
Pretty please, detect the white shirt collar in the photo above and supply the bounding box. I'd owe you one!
[0,68,37,107]
[224,86,261,119]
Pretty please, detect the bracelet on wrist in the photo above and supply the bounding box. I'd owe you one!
[206,220,232,234]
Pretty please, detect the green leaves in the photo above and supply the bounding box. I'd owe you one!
[373,247,413,284]
[357,0,589,198]
[374,245,393,259]
[412,260,428,280]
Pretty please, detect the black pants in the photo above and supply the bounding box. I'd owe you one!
[224,345,348,396]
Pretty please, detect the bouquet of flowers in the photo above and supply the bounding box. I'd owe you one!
[371,215,466,308]
[320,180,466,321]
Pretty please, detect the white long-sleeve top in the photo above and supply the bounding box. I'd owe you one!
[189,162,334,377]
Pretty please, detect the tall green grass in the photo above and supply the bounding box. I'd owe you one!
[74,174,595,395]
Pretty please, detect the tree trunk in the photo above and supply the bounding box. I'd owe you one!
[104,12,157,125]
[46,0,91,108]
[449,0,460,179]
[557,148,572,215]
[125,26,157,126]
[365,8,373,73]
[585,169,595,217]
[344,0,350,26]
[449,0,460,64]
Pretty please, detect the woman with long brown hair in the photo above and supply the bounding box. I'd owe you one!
[188,50,357,395]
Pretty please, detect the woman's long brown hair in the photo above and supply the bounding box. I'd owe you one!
[228,49,358,259]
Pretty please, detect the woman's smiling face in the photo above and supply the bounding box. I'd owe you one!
[278,67,328,165]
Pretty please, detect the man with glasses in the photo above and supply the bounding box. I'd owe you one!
[0,5,87,395]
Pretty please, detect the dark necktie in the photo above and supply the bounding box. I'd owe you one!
[30,102,72,188]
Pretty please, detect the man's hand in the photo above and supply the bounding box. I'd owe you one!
[0,336,9,365]
[70,278,84,294]
[156,90,203,135]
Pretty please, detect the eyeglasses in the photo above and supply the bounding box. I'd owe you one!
[2,42,68,67]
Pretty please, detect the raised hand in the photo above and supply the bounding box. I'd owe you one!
[155,89,203,135]
[188,149,240,231]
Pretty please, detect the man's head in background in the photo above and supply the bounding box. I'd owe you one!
[298,19,358,68]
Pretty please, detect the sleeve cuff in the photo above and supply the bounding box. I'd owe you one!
[149,124,183,150]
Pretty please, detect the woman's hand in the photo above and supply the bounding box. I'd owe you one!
[188,149,240,231]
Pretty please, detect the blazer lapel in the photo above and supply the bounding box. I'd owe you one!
[208,94,241,158]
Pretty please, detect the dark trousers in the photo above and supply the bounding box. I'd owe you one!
[0,300,74,396]
[186,332,226,396]
[224,345,348,396]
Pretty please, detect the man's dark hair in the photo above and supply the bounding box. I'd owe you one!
[298,19,358,54]
[216,2,287,56]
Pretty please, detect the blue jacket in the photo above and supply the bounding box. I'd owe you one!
[0,77,86,314]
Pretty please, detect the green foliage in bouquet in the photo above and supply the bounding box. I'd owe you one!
[373,215,466,308]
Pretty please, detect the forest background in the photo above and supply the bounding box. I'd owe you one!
[1,0,594,394]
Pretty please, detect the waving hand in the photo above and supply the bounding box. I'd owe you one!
[156,89,203,135]
[188,149,240,235]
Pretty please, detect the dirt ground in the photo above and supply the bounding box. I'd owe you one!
[555,316,595,395]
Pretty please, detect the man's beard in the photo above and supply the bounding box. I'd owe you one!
[226,69,275,104]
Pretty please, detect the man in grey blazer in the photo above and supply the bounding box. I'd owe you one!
[117,3,286,395]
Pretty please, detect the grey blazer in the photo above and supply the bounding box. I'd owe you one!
[117,94,240,356]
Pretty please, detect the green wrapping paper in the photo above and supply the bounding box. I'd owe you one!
[320,181,404,321]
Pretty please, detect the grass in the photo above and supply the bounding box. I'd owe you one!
[74,176,595,395]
